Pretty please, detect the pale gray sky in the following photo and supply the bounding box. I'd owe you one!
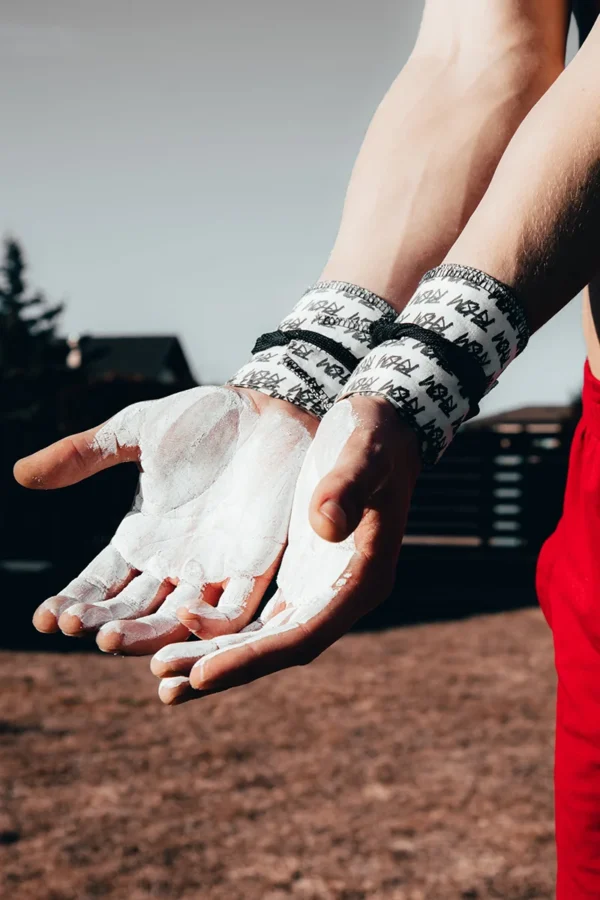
[0,1,585,414]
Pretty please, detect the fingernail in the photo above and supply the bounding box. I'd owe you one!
[319,499,347,532]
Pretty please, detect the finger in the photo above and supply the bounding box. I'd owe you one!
[95,582,198,656]
[183,433,413,693]
[151,640,208,678]
[308,401,420,545]
[32,546,134,634]
[151,627,263,679]
[58,573,173,635]
[187,618,308,693]
[158,677,197,706]
[96,614,190,656]
[176,569,274,639]
[188,536,401,694]
[14,404,143,490]
[309,430,390,543]
[175,578,252,638]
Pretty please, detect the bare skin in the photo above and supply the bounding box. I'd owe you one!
[17,8,597,894]
[448,26,600,329]
[321,0,567,311]
[152,396,420,706]
[17,388,317,655]
[150,0,579,700]
[14,0,564,659]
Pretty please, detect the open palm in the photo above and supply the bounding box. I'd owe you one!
[16,385,314,655]
[152,397,420,703]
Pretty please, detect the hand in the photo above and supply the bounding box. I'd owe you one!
[151,395,420,704]
[15,386,316,655]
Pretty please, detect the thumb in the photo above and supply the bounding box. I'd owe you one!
[14,418,140,490]
[308,431,390,543]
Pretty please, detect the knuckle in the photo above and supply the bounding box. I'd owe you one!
[68,435,94,475]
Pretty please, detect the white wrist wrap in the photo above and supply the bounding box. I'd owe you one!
[229,281,396,418]
[339,264,529,464]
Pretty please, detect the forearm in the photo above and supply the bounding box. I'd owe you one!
[449,19,600,332]
[321,0,567,313]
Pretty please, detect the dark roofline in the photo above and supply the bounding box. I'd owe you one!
[64,334,198,385]
[467,404,576,429]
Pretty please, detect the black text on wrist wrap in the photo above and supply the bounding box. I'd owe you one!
[228,281,397,418]
[339,264,530,464]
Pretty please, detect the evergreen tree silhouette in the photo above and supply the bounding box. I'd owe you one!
[0,238,65,422]
[0,237,63,378]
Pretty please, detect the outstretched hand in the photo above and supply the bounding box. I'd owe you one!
[15,386,316,655]
[152,396,420,704]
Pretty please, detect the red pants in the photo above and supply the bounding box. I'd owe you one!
[537,361,600,897]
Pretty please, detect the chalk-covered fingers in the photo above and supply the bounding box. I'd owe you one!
[96,564,278,654]
[154,549,391,705]
[152,618,312,705]
[154,627,271,705]
[95,582,200,655]
[151,627,262,679]
[58,573,174,635]
[175,561,279,639]
[152,396,423,704]
[33,542,188,655]
[155,618,337,707]
[157,677,197,706]
[32,545,135,634]
[13,402,145,491]
[197,622,318,690]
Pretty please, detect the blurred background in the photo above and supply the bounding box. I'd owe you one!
[0,2,585,898]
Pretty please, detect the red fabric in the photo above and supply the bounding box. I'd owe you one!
[537,361,600,897]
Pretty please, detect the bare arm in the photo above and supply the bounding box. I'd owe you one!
[449,17,600,331]
[321,0,567,312]
[153,0,575,701]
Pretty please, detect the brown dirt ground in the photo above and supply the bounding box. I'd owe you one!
[0,608,556,900]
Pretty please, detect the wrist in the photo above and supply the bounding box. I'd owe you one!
[339,263,530,465]
[229,281,396,418]
[230,386,320,436]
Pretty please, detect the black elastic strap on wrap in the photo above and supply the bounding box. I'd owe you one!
[252,329,359,374]
[370,321,488,418]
